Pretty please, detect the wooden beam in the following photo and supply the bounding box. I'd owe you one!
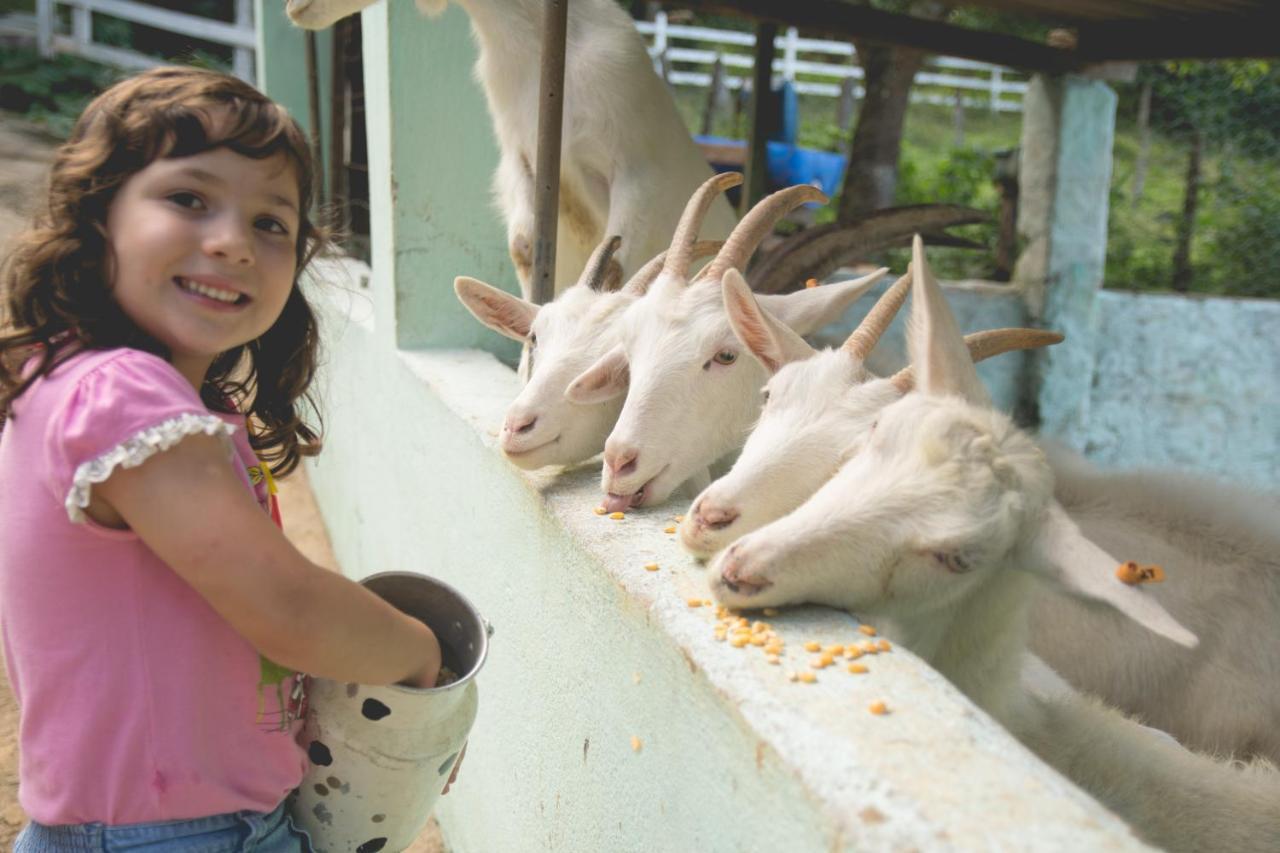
[1076,14,1280,62]
[678,0,1077,73]
[531,0,569,306]
[742,20,776,217]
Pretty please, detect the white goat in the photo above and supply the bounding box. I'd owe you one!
[566,185,888,511]
[287,0,738,296]
[685,239,1280,764]
[452,175,736,468]
[707,246,1280,852]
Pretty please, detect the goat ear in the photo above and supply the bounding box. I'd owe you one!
[722,269,816,374]
[755,267,887,337]
[454,276,539,342]
[565,344,629,404]
[907,235,988,405]
[1029,502,1198,648]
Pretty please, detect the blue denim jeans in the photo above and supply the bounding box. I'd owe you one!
[12,800,312,853]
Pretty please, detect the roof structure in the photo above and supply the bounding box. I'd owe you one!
[675,0,1277,71]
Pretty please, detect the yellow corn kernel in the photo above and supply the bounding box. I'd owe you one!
[868,700,889,715]
[877,639,892,652]
[609,511,625,520]
[631,735,643,752]
[735,617,749,628]
[858,625,877,637]
[675,515,685,522]
[846,647,863,660]
[686,597,704,608]
[824,644,844,656]
[805,278,819,289]
[731,636,750,648]
[809,656,829,669]
[750,635,767,647]
[803,641,821,653]
[664,526,677,534]
[762,607,779,616]
[847,663,869,674]
[798,672,817,684]
[644,563,660,572]
[752,621,769,633]
[713,630,727,642]
[862,642,879,655]
[764,643,784,656]
[765,654,781,665]
[593,506,607,516]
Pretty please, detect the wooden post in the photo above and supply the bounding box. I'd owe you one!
[531,0,569,306]
[233,0,254,81]
[1131,79,1152,202]
[304,30,325,209]
[836,68,857,133]
[701,53,725,136]
[742,21,777,216]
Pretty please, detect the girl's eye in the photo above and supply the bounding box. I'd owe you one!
[167,191,205,210]
[712,350,737,366]
[255,216,290,236]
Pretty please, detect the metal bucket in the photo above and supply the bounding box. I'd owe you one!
[290,572,491,852]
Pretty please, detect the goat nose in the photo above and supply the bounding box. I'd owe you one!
[504,413,537,435]
[697,503,740,531]
[604,443,639,479]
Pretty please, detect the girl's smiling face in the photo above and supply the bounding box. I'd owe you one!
[104,146,302,387]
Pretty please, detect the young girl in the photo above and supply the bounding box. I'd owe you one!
[0,67,446,850]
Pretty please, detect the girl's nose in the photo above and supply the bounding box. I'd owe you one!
[204,215,254,265]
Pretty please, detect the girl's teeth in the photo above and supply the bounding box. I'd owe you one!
[179,278,240,303]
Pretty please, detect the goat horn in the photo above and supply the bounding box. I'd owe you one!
[622,240,725,296]
[662,172,743,281]
[842,267,912,359]
[890,328,1066,392]
[700,184,828,284]
[582,235,623,291]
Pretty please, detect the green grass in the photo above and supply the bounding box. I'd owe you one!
[672,83,1280,297]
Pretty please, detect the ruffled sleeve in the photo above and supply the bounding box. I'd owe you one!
[45,350,237,523]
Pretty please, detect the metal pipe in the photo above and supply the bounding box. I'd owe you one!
[531,0,569,305]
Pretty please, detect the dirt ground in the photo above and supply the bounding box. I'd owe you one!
[0,114,443,851]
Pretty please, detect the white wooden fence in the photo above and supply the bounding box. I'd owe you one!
[637,13,1029,113]
[34,0,256,82]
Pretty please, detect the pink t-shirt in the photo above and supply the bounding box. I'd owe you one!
[0,347,307,826]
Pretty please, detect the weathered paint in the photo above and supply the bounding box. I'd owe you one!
[1085,290,1280,490]
[1015,74,1118,448]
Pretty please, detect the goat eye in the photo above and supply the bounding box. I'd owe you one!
[762,389,771,404]
[528,333,537,348]
[713,350,737,366]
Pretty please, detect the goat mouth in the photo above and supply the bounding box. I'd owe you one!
[503,434,561,458]
[603,465,668,512]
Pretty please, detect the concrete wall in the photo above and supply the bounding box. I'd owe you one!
[1085,290,1280,489]
[300,256,1148,852]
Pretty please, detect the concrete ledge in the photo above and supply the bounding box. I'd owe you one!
[302,262,1147,852]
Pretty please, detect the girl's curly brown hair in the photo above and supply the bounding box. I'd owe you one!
[0,65,329,476]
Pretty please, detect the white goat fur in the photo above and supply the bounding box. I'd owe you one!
[684,250,1280,764]
[706,245,1280,851]
[287,0,737,296]
[566,184,887,511]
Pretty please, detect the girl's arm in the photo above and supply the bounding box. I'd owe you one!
[92,433,442,688]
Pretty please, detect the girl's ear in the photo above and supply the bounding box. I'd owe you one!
[722,269,815,374]
[454,276,539,342]
[1028,502,1198,648]
[906,235,988,405]
[565,344,629,404]
[755,267,887,337]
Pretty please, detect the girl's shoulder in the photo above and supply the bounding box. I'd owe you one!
[34,346,200,411]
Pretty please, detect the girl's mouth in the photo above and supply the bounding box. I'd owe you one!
[174,276,249,307]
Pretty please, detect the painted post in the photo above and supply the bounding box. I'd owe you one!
[1013,74,1117,442]
[530,0,569,307]
[233,0,254,81]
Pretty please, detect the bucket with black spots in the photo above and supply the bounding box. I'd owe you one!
[291,572,492,852]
